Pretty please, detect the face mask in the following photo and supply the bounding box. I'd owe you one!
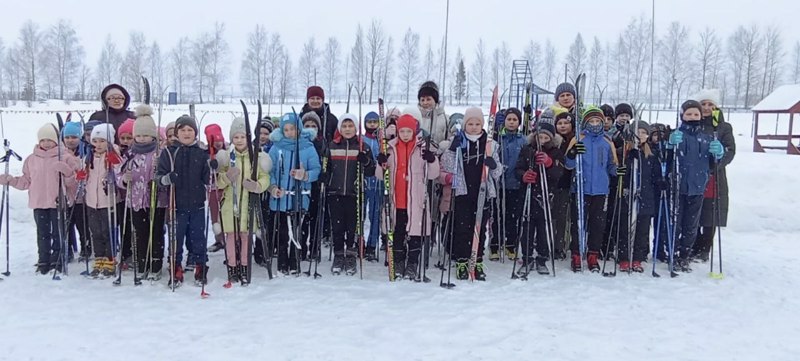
[585,123,604,135]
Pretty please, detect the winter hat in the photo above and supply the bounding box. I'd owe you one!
[554,82,576,100]
[61,122,82,138]
[133,104,158,139]
[505,107,522,121]
[118,119,135,136]
[536,122,556,139]
[448,113,464,129]
[402,106,423,123]
[539,108,556,125]
[165,121,176,136]
[306,86,325,101]
[693,89,721,107]
[280,113,300,130]
[338,113,359,132]
[681,100,702,115]
[260,118,275,133]
[630,120,651,135]
[302,111,322,129]
[553,107,572,122]
[464,107,484,125]
[37,123,59,143]
[582,105,605,124]
[364,111,379,122]
[91,123,116,144]
[85,120,102,134]
[388,107,401,118]
[600,104,615,118]
[396,114,418,132]
[175,115,198,135]
[615,103,634,118]
[418,81,440,104]
[229,117,247,139]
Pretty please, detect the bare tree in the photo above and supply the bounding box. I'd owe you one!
[499,42,511,94]
[207,22,229,103]
[543,40,557,91]
[148,41,166,102]
[18,20,42,101]
[78,65,90,100]
[728,25,762,107]
[170,36,191,103]
[698,27,721,89]
[379,36,394,101]
[566,33,587,83]
[366,19,386,103]
[297,37,318,91]
[265,33,284,107]
[523,40,542,84]
[793,41,800,84]
[398,28,420,103]
[323,37,340,102]
[588,36,603,102]
[277,48,292,104]
[4,46,25,100]
[423,38,436,82]
[350,24,366,100]
[191,32,212,103]
[452,48,466,104]
[240,25,269,102]
[471,38,488,105]
[658,22,691,108]
[121,32,147,102]
[45,19,83,100]
[0,39,5,104]
[491,47,501,90]
[759,26,783,99]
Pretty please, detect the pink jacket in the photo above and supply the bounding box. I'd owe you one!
[10,145,80,209]
[376,137,440,237]
[85,153,119,209]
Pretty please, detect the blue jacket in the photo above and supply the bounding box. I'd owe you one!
[565,131,618,196]
[673,122,714,196]
[498,129,526,190]
[268,126,321,212]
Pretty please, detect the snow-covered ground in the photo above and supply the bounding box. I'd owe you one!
[0,101,797,361]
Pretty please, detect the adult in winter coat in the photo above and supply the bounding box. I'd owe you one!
[214,117,271,285]
[489,107,527,260]
[299,86,338,142]
[267,113,321,274]
[88,84,136,136]
[417,81,449,144]
[692,89,735,261]
[552,83,577,115]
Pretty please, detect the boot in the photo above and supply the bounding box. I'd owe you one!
[102,258,116,278]
[90,258,104,278]
[571,254,581,273]
[207,240,225,253]
[404,249,421,280]
[392,250,405,280]
[168,265,184,287]
[489,251,500,261]
[619,261,631,273]
[365,246,378,262]
[238,265,250,285]
[535,257,550,275]
[455,261,468,280]
[36,262,51,275]
[587,251,600,273]
[506,248,517,261]
[345,249,358,276]
[194,264,209,286]
[631,261,644,273]
[227,266,241,283]
[331,253,345,275]
[517,258,533,277]
[474,262,487,281]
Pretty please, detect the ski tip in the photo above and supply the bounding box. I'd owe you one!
[200,292,211,299]
[709,272,724,280]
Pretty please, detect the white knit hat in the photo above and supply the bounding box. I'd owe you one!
[693,89,721,107]
[37,123,59,143]
[91,123,116,144]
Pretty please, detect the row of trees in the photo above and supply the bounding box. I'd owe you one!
[1,18,798,109]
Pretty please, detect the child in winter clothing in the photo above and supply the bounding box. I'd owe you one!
[253,118,275,265]
[649,123,672,261]
[615,121,660,273]
[417,81,449,143]
[204,124,228,253]
[550,108,574,259]
[564,106,619,273]
[667,100,724,272]
[440,107,501,281]
[83,123,122,278]
[361,111,382,261]
[214,117,270,284]
[267,113,321,275]
[157,116,211,286]
[116,118,135,266]
[301,112,326,262]
[324,113,375,274]
[62,122,89,261]
[489,107,526,260]
[376,114,440,280]
[0,124,80,274]
[117,105,168,279]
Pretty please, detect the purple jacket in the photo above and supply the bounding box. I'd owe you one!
[117,149,168,211]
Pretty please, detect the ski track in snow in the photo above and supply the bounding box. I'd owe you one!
[0,103,798,360]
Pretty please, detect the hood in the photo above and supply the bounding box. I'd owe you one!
[527,133,563,149]
[270,122,317,151]
[100,84,131,113]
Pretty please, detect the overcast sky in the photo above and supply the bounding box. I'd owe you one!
[1,0,798,81]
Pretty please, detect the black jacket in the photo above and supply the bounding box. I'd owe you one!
[515,133,565,198]
[700,112,734,226]
[157,142,210,209]
[88,84,136,135]
[300,103,339,142]
[617,145,660,216]
[325,136,375,196]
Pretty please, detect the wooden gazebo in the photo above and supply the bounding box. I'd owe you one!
[751,84,800,155]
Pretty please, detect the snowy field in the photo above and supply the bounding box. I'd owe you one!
[0,101,798,360]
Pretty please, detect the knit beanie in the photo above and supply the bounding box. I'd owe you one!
[539,108,556,125]
[260,118,275,133]
[229,117,247,140]
[302,111,321,129]
[615,103,634,118]
[600,104,615,118]
[339,113,358,132]
[365,111,379,122]
[91,123,116,144]
[554,82,576,100]
[418,81,440,104]
[681,100,702,115]
[306,86,325,101]
[133,104,158,139]
[396,114,417,132]
[505,107,522,121]
[38,123,59,143]
[582,106,605,124]
[61,122,82,138]
[536,122,556,139]
[693,89,721,107]
[85,120,102,134]
[280,113,300,130]
[118,119,135,136]
[175,115,198,136]
[464,107,484,125]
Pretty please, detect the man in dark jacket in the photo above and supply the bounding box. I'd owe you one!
[299,86,338,142]
[692,89,735,261]
[89,84,136,137]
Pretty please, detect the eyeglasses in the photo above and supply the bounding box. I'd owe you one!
[107,96,125,102]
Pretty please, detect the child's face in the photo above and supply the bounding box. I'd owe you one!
[39,139,57,150]
[340,121,356,139]
[83,130,92,142]
[232,133,247,151]
[398,128,414,142]
[558,93,574,108]
[308,96,323,109]
[700,100,715,117]
[177,126,196,145]
[586,116,603,127]
[419,96,436,110]
[119,133,134,147]
[365,120,379,131]
[303,121,318,132]
[537,133,551,145]
[135,134,155,144]
[682,108,702,122]
[259,128,270,145]
[92,138,108,153]
[385,124,396,139]
[283,124,297,140]
[604,117,614,130]
[616,113,631,125]
[556,118,573,135]
[167,128,178,143]
[637,128,649,144]
[63,136,80,150]
[465,118,483,136]
[504,114,520,131]
[213,140,224,150]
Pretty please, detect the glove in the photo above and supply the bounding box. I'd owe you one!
[76,170,88,181]
[627,148,640,161]
[668,130,683,146]
[376,153,389,166]
[243,179,261,193]
[226,167,241,183]
[209,159,219,170]
[357,151,371,165]
[270,187,284,198]
[567,142,586,159]
[655,178,670,191]
[0,175,11,185]
[443,173,453,185]
[523,104,533,115]
[616,165,627,177]
[160,172,178,186]
[709,140,724,159]
[106,151,122,166]
[291,167,306,181]
[421,149,436,163]
[448,133,463,151]
[534,151,553,168]
[522,169,538,184]
[122,172,132,184]
[54,161,74,176]
[483,156,497,170]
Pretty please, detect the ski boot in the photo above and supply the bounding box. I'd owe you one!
[194,264,209,286]
[365,246,378,262]
[405,249,421,280]
[345,250,358,276]
[474,262,487,281]
[631,261,644,273]
[207,241,225,253]
[516,258,531,277]
[571,254,581,273]
[238,265,250,286]
[168,265,184,288]
[489,251,500,262]
[535,257,550,275]
[619,261,631,273]
[331,253,345,275]
[89,259,103,278]
[506,248,517,261]
[587,252,600,273]
[36,263,51,275]
[102,259,115,278]
[393,250,406,280]
[455,261,469,280]
[226,266,241,284]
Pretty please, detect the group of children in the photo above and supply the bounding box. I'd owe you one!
[2,79,734,288]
